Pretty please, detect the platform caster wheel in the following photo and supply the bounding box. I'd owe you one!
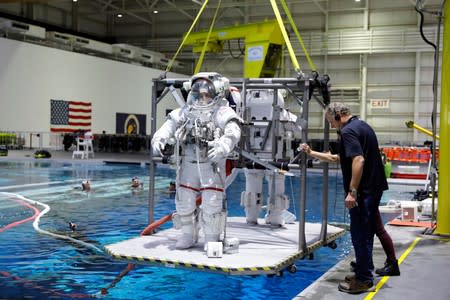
[287,264,297,274]
[276,270,284,277]
[308,253,314,260]
[327,241,337,249]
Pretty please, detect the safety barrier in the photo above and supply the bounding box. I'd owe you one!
[381,146,439,164]
[0,131,152,153]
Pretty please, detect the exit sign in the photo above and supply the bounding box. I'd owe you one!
[370,99,390,109]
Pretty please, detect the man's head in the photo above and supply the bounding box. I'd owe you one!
[131,177,141,188]
[325,102,352,129]
[81,180,90,191]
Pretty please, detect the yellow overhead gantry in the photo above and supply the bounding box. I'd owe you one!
[175,0,313,78]
[183,20,285,78]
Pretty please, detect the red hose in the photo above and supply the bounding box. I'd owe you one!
[102,195,203,294]
[140,214,173,236]
[140,196,202,236]
[0,198,40,233]
[0,197,95,298]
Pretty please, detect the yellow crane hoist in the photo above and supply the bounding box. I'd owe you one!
[183,20,285,78]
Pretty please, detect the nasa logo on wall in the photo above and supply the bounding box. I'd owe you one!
[115,113,146,135]
[124,114,139,134]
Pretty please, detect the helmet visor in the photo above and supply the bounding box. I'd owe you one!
[189,79,215,107]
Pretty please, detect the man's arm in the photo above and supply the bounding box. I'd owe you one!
[349,155,364,193]
[345,154,364,208]
[300,143,339,163]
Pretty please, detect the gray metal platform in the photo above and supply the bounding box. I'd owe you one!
[105,217,345,275]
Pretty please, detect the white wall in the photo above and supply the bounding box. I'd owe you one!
[0,37,185,147]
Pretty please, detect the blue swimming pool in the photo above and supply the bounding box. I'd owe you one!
[0,160,405,299]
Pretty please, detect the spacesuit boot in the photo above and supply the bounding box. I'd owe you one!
[201,211,226,251]
[174,214,197,249]
[265,172,290,227]
[240,169,264,225]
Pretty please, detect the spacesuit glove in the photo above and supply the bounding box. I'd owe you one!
[151,139,165,157]
[207,141,230,162]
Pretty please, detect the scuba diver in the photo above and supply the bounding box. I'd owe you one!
[131,177,143,188]
[151,72,242,250]
[82,180,91,192]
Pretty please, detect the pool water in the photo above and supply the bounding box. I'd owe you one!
[0,160,406,299]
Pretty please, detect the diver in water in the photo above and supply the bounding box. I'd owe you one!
[69,222,77,231]
[131,177,143,188]
[81,180,91,192]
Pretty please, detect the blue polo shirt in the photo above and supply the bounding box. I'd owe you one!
[339,116,388,195]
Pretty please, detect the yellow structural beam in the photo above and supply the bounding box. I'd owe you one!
[405,120,440,139]
[183,20,285,78]
[436,2,450,236]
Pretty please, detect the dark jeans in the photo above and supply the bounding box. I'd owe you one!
[349,191,383,283]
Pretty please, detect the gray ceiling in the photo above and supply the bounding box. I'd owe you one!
[0,0,443,61]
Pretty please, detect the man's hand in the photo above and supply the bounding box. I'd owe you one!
[299,143,312,155]
[345,193,358,209]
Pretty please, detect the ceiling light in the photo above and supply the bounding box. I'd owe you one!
[153,10,158,14]
[73,0,78,2]
[117,13,123,18]
[355,0,361,2]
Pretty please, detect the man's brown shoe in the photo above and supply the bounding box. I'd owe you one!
[338,278,374,294]
[345,274,355,282]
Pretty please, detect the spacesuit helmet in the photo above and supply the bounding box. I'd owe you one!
[185,72,229,108]
[189,79,216,108]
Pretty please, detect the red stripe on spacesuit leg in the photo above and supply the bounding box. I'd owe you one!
[179,184,200,192]
[199,187,224,192]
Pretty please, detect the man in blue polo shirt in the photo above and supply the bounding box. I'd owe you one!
[325,102,389,294]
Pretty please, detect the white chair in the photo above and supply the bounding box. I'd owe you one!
[73,132,94,159]
[72,150,85,159]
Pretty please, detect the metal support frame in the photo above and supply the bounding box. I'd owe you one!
[148,73,332,255]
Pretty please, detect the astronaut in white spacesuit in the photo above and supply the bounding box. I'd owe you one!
[238,89,301,227]
[151,72,241,250]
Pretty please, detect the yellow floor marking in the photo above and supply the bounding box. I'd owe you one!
[364,237,421,300]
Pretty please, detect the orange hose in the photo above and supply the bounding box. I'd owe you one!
[140,214,173,236]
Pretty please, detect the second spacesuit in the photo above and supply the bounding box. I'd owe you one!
[151,72,241,250]
[238,89,301,226]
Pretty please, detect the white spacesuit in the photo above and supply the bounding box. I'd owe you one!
[238,89,301,226]
[151,72,241,250]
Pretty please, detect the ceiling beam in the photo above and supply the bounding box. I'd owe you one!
[135,0,156,18]
[162,0,193,20]
[311,0,327,15]
[94,0,153,24]
[100,0,114,12]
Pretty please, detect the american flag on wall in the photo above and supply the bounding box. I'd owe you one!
[50,100,92,132]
